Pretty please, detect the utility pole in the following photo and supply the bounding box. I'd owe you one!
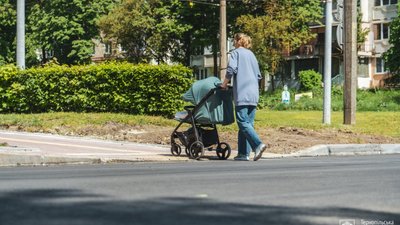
[219,0,227,80]
[323,0,333,125]
[344,0,357,124]
[16,0,25,69]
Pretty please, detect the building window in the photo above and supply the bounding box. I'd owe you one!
[45,50,54,59]
[118,44,126,53]
[375,0,397,6]
[193,46,204,56]
[194,69,210,80]
[374,23,390,40]
[358,57,369,78]
[193,67,199,80]
[376,57,387,73]
[92,43,96,55]
[105,43,112,55]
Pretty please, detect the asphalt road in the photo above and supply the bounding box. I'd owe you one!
[0,155,399,225]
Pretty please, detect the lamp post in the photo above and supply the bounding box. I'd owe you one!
[16,0,25,69]
[323,0,332,124]
[219,0,227,81]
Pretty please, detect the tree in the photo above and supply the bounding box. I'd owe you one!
[97,0,261,67]
[98,0,191,64]
[178,0,219,68]
[0,0,114,67]
[0,0,38,67]
[0,0,16,65]
[383,6,400,86]
[177,0,264,70]
[236,0,322,85]
[28,0,115,65]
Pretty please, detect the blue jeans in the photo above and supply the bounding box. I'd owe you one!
[236,105,262,156]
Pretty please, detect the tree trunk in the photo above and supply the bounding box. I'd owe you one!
[183,33,192,67]
[41,47,46,65]
[271,74,275,92]
[213,42,218,77]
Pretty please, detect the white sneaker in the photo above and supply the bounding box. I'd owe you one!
[254,144,267,161]
[234,154,250,161]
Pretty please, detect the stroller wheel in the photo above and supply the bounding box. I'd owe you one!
[171,143,182,156]
[185,147,190,156]
[189,141,204,160]
[216,142,231,160]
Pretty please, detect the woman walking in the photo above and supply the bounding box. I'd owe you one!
[221,33,267,161]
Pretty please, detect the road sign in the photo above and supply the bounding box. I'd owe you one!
[335,0,344,49]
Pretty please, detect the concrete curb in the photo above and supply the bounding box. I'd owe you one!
[1,143,400,166]
[0,147,98,166]
[0,153,190,167]
[285,144,400,157]
[0,146,189,167]
[0,153,100,167]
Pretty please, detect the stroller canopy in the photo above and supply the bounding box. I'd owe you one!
[182,76,234,125]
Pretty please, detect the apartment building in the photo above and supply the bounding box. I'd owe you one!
[280,0,398,89]
[362,0,398,87]
[91,39,126,63]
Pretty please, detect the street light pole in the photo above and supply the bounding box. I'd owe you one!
[219,0,227,80]
[323,0,333,125]
[16,0,25,69]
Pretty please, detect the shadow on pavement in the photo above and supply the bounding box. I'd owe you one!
[0,189,398,225]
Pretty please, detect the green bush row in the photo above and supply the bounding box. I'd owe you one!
[0,63,193,116]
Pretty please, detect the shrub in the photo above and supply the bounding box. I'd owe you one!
[357,89,400,111]
[298,70,322,91]
[0,62,193,117]
[292,97,323,110]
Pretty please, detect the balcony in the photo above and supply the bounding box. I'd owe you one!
[358,44,374,56]
[374,39,391,54]
[190,55,205,67]
[373,4,398,21]
[190,54,218,68]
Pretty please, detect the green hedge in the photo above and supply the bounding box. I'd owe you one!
[0,63,193,116]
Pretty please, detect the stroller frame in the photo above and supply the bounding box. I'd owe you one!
[170,87,231,160]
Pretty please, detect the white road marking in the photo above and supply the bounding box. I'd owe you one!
[0,137,147,153]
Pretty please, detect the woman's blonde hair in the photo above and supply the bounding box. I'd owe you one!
[234,33,252,49]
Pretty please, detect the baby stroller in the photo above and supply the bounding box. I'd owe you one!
[171,76,235,160]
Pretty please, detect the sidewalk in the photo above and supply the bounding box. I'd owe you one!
[1,130,400,166]
[0,130,189,167]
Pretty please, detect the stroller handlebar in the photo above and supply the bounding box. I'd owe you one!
[184,105,195,111]
[215,83,232,90]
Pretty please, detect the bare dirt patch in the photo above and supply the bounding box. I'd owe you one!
[54,123,400,154]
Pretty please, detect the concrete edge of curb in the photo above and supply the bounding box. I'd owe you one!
[2,143,400,166]
[266,144,400,158]
[0,153,101,167]
[0,153,193,167]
